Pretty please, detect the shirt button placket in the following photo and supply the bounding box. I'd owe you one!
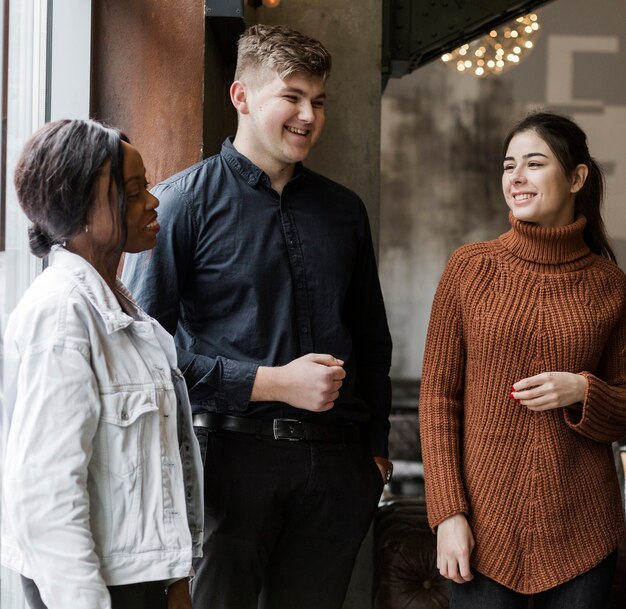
[281,206,313,352]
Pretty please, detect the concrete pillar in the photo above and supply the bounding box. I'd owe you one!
[251,1,383,243]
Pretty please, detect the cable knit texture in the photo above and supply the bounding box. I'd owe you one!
[419,213,626,594]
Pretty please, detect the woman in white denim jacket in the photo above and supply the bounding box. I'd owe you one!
[1,120,203,609]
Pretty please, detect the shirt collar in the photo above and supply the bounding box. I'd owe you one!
[220,137,304,188]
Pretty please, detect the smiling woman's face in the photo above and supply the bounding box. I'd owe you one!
[121,141,160,253]
[85,142,159,255]
[502,129,585,228]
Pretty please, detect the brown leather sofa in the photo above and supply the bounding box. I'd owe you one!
[374,498,448,609]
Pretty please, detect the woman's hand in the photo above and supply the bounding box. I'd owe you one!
[167,578,191,609]
[436,513,475,584]
[511,372,588,412]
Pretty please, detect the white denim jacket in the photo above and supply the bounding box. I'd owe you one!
[1,247,203,609]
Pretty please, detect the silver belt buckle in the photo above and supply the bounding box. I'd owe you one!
[273,418,304,441]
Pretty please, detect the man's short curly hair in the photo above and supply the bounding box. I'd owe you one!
[235,24,331,86]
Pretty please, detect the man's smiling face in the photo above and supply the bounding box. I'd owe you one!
[236,70,326,173]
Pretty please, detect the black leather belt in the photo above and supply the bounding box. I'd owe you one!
[192,412,360,443]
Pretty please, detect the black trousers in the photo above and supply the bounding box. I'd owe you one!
[191,427,384,609]
[21,576,167,609]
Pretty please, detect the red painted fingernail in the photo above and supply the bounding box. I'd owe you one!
[509,393,514,399]
[511,386,515,391]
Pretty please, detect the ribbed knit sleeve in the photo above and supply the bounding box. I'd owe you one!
[566,291,626,442]
[419,248,470,530]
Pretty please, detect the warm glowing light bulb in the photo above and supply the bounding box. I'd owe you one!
[439,12,539,78]
[262,0,280,6]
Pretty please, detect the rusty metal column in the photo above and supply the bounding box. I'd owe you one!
[91,0,206,184]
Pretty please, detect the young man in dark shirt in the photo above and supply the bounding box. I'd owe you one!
[123,24,392,609]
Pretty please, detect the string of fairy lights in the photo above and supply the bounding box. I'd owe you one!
[441,13,540,78]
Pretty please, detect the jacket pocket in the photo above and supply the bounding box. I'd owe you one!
[93,387,159,477]
[90,386,167,559]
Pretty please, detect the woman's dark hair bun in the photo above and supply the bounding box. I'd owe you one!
[28,223,55,258]
[14,119,127,261]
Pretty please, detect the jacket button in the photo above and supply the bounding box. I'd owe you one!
[121,411,129,421]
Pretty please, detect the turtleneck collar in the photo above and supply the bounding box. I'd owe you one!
[498,212,593,271]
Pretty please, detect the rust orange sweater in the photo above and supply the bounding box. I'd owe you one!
[419,214,626,594]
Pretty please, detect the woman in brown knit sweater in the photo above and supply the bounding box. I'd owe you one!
[419,112,626,608]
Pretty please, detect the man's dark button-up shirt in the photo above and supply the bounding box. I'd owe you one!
[123,139,392,456]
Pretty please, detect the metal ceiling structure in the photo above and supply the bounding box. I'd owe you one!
[382,0,556,87]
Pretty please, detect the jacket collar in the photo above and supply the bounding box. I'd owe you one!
[49,246,150,334]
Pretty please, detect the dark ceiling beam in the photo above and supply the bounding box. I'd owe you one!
[382,0,555,86]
